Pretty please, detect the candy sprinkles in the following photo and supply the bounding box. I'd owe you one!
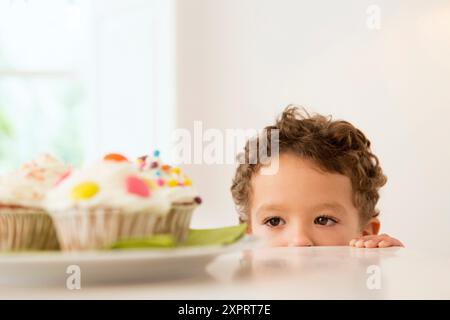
[55,170,71,187]
[68,151,200,204]
[137,150,195,189]
[43,151,201,251]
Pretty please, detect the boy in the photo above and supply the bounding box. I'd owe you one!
[231,106,403,248]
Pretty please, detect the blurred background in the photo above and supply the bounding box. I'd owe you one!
[0,0,449,253]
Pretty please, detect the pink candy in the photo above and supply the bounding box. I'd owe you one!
[54,170,71,186]
[125,175,151,198]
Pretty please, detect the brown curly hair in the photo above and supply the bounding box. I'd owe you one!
[231,105,387,225]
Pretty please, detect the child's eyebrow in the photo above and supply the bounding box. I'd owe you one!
[311,202,347,215]
[255,203,286,217]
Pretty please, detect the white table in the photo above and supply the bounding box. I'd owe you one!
[0,247,449,299]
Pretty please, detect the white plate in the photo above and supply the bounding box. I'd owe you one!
[0,237,257,287]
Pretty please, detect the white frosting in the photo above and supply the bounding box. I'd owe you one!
[44,161,171,215]
[162,185,199,204]
[0,154,70,208]
[139,155,199,204]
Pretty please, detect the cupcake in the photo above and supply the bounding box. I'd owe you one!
[138,151,202,242]
[0,154,70,251]
[45,154,174,251]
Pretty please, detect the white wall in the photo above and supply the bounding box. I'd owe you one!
[87,0,175,162]
[175,0,450,253]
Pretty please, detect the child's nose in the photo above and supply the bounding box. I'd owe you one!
[287,238,314,247]
[286,227,314,247]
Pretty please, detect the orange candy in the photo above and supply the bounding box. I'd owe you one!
[161,165,171,172]
[104,153,129,162]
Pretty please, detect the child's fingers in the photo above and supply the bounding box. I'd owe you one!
[349,237,372,246]
[378,237,404,248]
[349,234,402,248]
[362,239,381,248]
[349,234,385,246]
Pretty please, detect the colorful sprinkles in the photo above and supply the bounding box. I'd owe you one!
[68,151,197,202]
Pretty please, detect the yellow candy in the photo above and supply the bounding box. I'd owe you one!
[184,178,192,186]
[171,167,181,175]
[71,182,99,200]
[167,179,178,188]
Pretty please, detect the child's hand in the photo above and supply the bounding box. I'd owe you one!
[349,234,404,248]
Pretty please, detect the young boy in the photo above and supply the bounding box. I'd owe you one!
[231,106,403,248]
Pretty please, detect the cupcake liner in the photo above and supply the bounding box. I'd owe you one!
[51,204,198,251]
[154,202,197,242]
[0,207,60,252]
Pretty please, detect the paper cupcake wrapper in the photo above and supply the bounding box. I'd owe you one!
[0,208,60,252]
[51,203,197,251]
[154,203,197,241]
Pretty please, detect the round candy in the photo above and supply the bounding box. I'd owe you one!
[161,165,171,172]
[183,178,193,186]
[170,167,181,175]
[138,155,148,162]
[72,182,99,200]
[150,161,159,169]
[167,179,178,188]
[125,176,150,198]
[104,153,129,162]
[157,179,165,187]
[194,197,203,205]
[153,150,160,158]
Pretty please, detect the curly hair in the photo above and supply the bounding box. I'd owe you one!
[231,105,387,225]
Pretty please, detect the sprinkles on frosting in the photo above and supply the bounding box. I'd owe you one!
[52,151,201,207]
[137,150,195,189]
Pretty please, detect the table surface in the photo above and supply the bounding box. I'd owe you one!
[1,246,449,299]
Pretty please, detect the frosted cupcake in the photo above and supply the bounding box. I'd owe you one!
[45,154,174,251]
[0,154,70,251]
[138,151,202,242]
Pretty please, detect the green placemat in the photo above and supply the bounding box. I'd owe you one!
[110,223,247,250]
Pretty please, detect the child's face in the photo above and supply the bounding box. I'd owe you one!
[249,153,378,247]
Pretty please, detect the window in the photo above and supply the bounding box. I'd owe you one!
[0,0,175,173]
[0,0,93,173]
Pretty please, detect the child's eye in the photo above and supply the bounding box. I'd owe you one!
[264,217,286,228]
[314,215,338,226]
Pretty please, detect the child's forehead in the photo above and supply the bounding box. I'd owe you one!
[254,200,348,216]
[250,154,355,213]
[252,154,352,192]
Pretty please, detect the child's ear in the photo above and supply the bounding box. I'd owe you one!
[361,217,380,236]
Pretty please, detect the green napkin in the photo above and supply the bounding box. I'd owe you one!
[110,223,247,250]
